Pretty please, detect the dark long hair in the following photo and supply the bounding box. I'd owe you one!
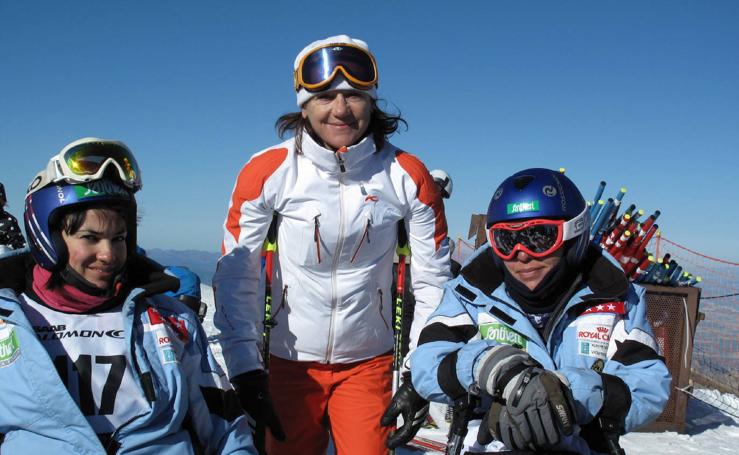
[275,99,408,153]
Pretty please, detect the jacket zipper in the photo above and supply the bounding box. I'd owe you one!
[326,151,347,363]
[273,285,288,318]
[543,275,584,353]
[313,216,322,264]
[350,219,371,263]
[378,289,389,329]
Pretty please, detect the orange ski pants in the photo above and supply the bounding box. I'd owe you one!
[266,352,393,455]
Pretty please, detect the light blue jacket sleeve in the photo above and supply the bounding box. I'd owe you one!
[411,280,495,404]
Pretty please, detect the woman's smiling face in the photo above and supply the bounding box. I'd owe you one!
[301,90,372,150]
[62,208,127,289]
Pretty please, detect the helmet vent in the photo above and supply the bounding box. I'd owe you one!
[513,175,535,190]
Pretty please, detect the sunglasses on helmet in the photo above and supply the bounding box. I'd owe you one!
[487,207,588,260]
[30,139,142,195]
[294,43,378,92]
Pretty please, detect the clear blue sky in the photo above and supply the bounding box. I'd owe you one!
[2,1,737,261]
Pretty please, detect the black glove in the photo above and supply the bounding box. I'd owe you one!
[380,373,430,449]
[231,369,286,453]
[479,366,575,451]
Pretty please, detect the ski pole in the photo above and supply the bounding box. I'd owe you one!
[262,216,278,372]
[622,203,636,219]
[590,199,605,231]
[630,254,654,280]
[445,394,477,455]
[391,221,410,455]
[590,181,606,219]
[610,230,632,259]
[604,187,627,232]
[602,213,631,250]
[257,215,278,455]
[591,198,615,240]
[630,208,645,224]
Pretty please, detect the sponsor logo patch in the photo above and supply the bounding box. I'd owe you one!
[506,200,540,215]
[479,322,528,350]
[0,324,21,368]
[32,324,124,340]
[146,307,187,365]
[73,180,129,200]
[577,321,613,359]
[542,185,557,197]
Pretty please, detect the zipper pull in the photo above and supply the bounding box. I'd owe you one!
[336,147,347,173]
[351,219,371,263]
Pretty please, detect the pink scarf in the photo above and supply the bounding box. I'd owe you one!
[32,265,111,313]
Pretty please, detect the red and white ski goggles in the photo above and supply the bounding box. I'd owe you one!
[294,43,378,92]
[487,207,588,260]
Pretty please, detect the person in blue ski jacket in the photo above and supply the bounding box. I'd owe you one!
[0,137,255,454]
[411,168,670,454]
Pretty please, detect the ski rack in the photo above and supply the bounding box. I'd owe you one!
[588,181,700,287]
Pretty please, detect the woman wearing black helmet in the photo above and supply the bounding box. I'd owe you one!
[0,138,254,453]
[410,168,670,454]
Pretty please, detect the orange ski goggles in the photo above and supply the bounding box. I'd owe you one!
[294,43,378,92]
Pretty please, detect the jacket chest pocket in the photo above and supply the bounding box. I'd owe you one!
[282,207,324,266]
[348,200,403,264]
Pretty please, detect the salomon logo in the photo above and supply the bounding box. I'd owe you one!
[35,329,125,340]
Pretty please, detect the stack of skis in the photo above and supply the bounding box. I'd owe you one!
[589,181,700,287]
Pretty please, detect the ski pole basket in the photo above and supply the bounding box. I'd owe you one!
[639,284,702,433]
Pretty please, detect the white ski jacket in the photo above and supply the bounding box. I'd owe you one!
[213,132,450,378]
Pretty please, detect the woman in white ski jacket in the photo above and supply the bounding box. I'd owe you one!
[213,35,451,455]
[0,138,254,454]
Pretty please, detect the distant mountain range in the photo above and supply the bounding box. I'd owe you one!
[146,248,221,285]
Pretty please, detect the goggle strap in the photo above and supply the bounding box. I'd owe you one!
[562,206,589,241]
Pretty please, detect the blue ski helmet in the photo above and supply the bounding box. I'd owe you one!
[23,139,139,271]
[486,168,590,266]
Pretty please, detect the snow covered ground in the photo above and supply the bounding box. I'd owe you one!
[200,284,739,454]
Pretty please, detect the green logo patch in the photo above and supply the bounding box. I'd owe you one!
[0,328,21,367]
[506,200,540,215]
[479,323,528,350]
[73,181,129,200]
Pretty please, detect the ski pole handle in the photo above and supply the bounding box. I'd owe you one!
[445,395,476,455]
